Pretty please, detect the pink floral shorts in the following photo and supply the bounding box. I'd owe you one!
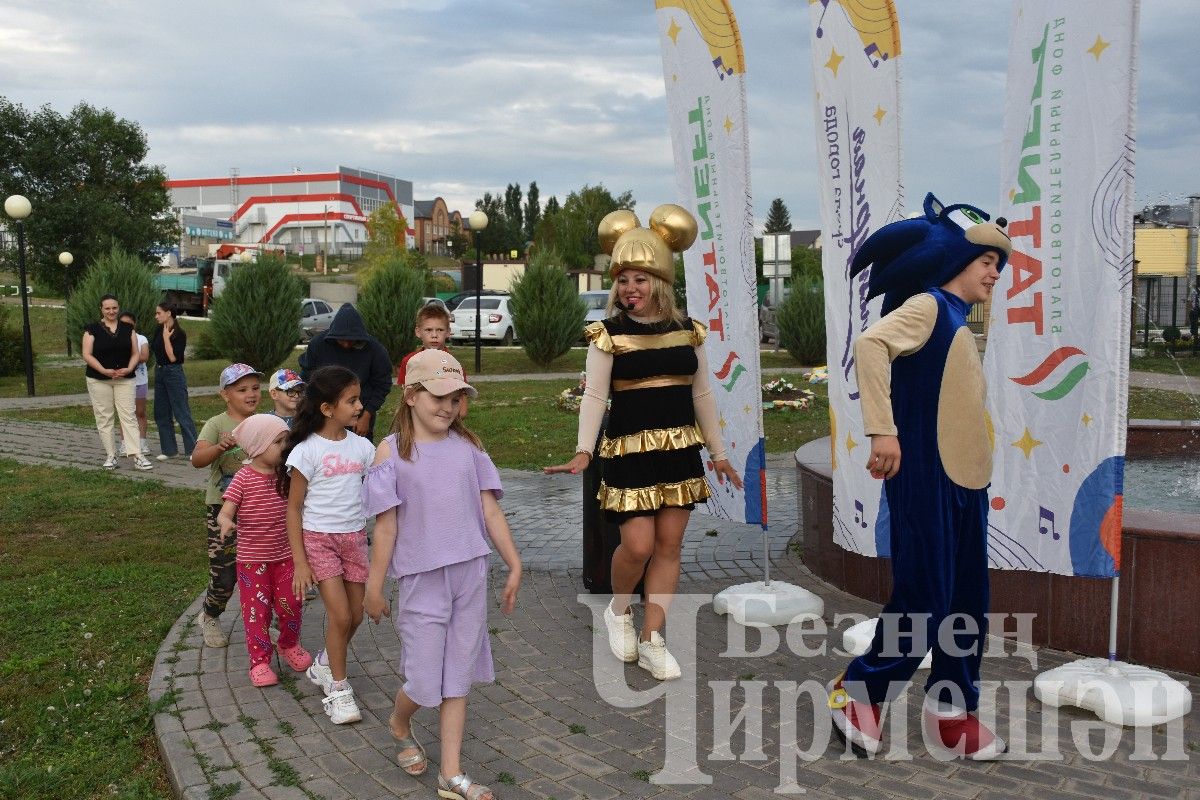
[302,529,368,584]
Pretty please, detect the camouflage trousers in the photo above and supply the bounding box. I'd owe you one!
[203,503,238,619]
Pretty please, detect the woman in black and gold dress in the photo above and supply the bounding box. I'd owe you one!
[546,205,742,680]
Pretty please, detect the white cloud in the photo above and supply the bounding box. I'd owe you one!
[0,0,1195,227]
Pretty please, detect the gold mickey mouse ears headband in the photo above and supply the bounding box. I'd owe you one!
[598,204,699,284]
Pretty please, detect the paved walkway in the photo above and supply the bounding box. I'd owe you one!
[2,409,1199,799]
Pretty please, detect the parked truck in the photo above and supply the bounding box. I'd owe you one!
[154,257,238,316]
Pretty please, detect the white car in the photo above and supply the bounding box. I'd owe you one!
[300,297,337,341]
[450,296,519,345]
[581,290,609,324]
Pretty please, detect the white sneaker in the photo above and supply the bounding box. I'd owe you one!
[604,600,637,663]
[141,439,151,455]
[637,631,681,681]
[322,687,361,724]
[155,454,171,462]
[307,658,334,693]
[196,611,228,648]
[102,457,117,469]
[133,456,153,471]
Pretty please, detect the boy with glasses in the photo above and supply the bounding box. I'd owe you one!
[268,368,305,427]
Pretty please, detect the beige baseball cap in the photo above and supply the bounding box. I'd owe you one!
[405,349,478,398]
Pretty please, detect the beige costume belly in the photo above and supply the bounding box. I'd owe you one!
[937,327,993,489]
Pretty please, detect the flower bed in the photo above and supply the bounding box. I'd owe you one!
[762,376,816,411]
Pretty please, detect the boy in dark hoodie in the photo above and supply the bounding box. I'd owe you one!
[298,303,393,441]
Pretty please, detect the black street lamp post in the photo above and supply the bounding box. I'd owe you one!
[4,195,35,396]
[60,251,74,356]
[468,210,489,374]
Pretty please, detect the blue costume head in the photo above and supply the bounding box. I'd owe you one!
[850,192,1013,315]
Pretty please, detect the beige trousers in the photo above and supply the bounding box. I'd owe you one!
[85,377,139,460]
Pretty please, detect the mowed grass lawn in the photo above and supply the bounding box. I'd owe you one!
[5,377,1196,469]
[0,462,205,798]
[1,373,832,470]
[0,303,810,399]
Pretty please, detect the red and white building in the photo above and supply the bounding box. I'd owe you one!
[165,166,414,257]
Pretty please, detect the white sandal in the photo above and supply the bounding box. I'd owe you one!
[438,772,494,800]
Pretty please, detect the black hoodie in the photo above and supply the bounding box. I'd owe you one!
[298,303,392,422]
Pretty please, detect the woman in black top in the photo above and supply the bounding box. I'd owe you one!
[82,294,151,470]
[151,303,199,459]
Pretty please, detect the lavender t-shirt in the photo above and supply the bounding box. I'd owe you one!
[362,432,502,579]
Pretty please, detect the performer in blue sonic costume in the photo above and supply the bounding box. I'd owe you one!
[828,193,1012,760]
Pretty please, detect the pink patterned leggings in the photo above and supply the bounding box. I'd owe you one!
[237,559,303,666]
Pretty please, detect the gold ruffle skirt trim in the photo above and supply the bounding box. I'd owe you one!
[599,424,704,458]
[597,476,710,512]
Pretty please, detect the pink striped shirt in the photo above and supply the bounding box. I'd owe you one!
[223,466,290,562]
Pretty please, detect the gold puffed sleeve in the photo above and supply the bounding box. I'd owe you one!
[689,319,708,347]
[584,321,614,353]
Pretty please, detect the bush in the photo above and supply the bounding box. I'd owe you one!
[357,254,426,364]
[508,248,586,367]
[189,328,223,361]
[428,271,457,294]
[777,278,826,365]
[207,255,302,373]
[0,303,28,377]
[65,246,158,346]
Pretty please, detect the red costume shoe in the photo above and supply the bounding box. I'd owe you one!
[922,703,1007,760]
[828,675,885,757]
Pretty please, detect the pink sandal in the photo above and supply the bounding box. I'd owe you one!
[279,644,313,672]
[249,663,278,687]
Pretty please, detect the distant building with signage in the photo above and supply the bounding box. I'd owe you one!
[179,213,235,260]
[165,166,414,257]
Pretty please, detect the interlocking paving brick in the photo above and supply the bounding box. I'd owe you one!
[1,411,1189,799]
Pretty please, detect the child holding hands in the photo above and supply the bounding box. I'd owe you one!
[217,414,313,686]
[364,350,521,800]
[191,363,264,648]
[279,365,376,725]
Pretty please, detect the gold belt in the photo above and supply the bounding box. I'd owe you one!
[612,374,694,391]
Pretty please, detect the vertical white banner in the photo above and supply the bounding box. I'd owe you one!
[985,3,1139,577]
[808,0,904,556]
[654,0,766,525]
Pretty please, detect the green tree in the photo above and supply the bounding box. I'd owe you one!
[791,246,822,281]
[66,246,158,347]
[446,219,469,260]
[357,255,426,363]
[535,184,634,270]
[363,202,408,265]
[0,301,29,377]
[474,192,504,256]
[507,248,586,367]
[776,278,826,365]
[207,255,302,373]
[764,198,792,234]
[544,195,561,217]
[0,99,179,295]
[524,181,541,242]
[503,183,523,253]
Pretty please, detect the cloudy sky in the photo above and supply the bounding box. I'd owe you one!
[3,1,1196,229]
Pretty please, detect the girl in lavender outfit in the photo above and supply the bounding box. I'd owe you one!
[279,365,375,726]
[364,349,521,800]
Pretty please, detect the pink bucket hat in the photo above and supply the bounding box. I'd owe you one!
[404,350,477,398]
[232,414,289,461]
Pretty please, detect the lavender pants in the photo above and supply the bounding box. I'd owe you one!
[394,556,494,708]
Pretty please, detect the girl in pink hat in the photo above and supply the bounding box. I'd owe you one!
[217,413,313,687]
